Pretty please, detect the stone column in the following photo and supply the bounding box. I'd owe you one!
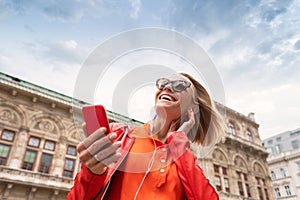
[27,187,37,200]
[9,126,29,169]
[52,136,67,176]
[1,183,13,199]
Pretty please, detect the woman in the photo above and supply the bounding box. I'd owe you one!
[68,72,224,200]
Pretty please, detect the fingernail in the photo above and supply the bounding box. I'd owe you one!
[109,132,117,140]
[100,127,107,132]
[114,141,122,147]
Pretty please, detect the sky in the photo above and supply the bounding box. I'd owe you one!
[0,0,299,140]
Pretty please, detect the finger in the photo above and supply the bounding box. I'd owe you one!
[188,109,195,125]
[178,110,195,132]
[87,132,117,155]
[84,142,121,168]
[81,127,107,149]
[82,122,87,133]
[88,161,107,174]
[94,141,122,161]
[100,151,122,166]
[77,128,105,153]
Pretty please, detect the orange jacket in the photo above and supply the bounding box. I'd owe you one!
[67,123,219,200]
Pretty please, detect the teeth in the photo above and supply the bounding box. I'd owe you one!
[160,95,174,101]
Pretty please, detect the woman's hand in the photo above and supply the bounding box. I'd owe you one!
[76,123,122,175]
[168,109,195,137]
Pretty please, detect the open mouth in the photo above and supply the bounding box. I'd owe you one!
[158,94,177,102]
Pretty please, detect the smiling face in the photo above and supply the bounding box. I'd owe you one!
[154,74,196,121]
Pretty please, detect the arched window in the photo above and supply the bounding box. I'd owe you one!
[228,122,236,135]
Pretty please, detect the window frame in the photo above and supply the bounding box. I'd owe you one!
[228,122,236,135]
[38,152,53,174]
[0,143,11,166]
[66,145,77,156]
[63,158,76,178]
[27,136,41,148]
[246,129,253,142]
[22,149,38,171]
[1,130,15,142]
[43,140,56,151]
[284,185,292,196]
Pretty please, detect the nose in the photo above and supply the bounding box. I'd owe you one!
[162,83,173,92]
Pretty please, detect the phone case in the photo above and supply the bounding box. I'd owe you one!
[82,105,111,136]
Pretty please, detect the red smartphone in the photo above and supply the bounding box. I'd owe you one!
[82,105,111,136]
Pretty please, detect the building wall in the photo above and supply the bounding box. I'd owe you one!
[195,105,275,200]
[263,129,300,200]
[0,73,275,200]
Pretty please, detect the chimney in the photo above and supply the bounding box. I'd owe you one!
[248,112,255,122]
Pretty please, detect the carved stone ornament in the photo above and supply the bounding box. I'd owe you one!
[34,119,57,133]
[0,109,13,121]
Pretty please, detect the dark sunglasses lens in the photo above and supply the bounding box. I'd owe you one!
[173,81,187,92]
[157,78,169,89]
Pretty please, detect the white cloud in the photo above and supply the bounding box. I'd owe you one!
[60,40,78,49]
[129,0,141,19]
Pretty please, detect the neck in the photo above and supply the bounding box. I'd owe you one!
[150,116,174,143]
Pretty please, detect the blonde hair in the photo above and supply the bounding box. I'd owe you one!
[180,72,224,146]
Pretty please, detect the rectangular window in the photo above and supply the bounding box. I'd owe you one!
[266,148,273,155]
[28,137,40,147]
[257,187,263,200]
[285,185,292,196]
[275,144,281,154]
[224,178,230,193]
[256,177,261,185]
[63,158,75,178]
[280,168,286,177]
[1,130,15,141]
[246,184,251,197]
[246,130,253,142]
[222,167,227,175]
[0,144,10,165]
[44,140,55,151]
[271,171,276,180]
[236,171,241,179]
[38,153,53,173]
[238,181,244,196]
[264,188,269,200]
[243,173,248,181]
[22,150,37,170]
[67,145,77,156]
[228,123,236,135]
[214,176,221,191]
[275,188,281,198]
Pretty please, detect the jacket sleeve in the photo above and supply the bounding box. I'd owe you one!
[67,164,108,200]
[167,131,219,200]
[67,123,125,200]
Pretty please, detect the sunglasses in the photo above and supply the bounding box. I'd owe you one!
[156,78,191,92]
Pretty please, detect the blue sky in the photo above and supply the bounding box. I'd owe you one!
[0,0,299,139]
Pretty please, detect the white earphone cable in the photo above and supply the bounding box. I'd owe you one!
[133,135,157,200]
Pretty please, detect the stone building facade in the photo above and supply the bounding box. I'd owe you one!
[0,72,274,199]
[262,129,300,199]
[0,72,140,199]
[197,105,275,200]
